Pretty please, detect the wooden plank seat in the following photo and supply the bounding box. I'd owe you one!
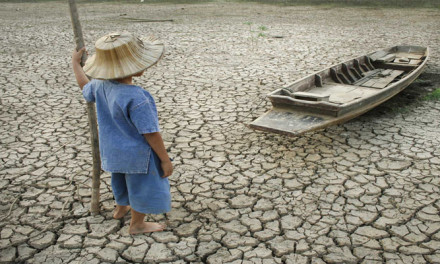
[291,91,330,101]
[357,69,404,89]
[376,54,396,63]
[353,69,382,86]
[307,83,378,105]
[371,52,424,71]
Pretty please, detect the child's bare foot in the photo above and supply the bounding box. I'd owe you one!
[129,222,166,235]
[113,205,130,219]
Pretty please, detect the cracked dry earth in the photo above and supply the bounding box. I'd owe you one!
[1,2,440,264]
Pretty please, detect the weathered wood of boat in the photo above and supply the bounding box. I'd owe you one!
[250,46,429,136]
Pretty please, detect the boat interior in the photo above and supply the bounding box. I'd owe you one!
[269,46,428,117]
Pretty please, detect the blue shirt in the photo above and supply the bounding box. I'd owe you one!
[82,79,160,173]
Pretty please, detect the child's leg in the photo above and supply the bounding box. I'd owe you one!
[111,172,131,219]
[129,209,165,235]
[125,171,170,234]
[124,151,171,234]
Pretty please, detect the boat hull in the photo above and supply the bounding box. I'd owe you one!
[250,46,429,137]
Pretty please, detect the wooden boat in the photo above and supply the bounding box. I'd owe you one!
[250,46,429,136]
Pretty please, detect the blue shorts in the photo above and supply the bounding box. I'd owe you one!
[111,151,171,214]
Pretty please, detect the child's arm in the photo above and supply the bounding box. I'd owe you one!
[143,132,173,178]
[72,47,89,89]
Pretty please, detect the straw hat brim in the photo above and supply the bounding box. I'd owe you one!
[83,35,164,80]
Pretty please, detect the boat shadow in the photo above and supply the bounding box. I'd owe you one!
[359,72,440,118]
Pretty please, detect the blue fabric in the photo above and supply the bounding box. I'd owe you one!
[82,79,160,173]
[111,150,171,214]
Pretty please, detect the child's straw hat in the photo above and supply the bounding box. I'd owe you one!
[84,32,164,80]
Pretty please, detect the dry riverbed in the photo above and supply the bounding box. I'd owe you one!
[1,2,440,263]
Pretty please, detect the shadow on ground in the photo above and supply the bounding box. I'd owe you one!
[361,72,440,118]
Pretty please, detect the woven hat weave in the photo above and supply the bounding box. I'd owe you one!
[84,32,164,80]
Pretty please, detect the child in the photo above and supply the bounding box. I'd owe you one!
[71,32,172,234]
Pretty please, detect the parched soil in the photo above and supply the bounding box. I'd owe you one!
[0,2,439,263]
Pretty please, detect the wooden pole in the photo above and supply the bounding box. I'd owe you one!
[68,0,101,215]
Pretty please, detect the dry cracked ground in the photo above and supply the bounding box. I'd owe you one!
[1,1,440,263]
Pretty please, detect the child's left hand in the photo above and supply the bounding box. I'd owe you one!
[161,159,173,178]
